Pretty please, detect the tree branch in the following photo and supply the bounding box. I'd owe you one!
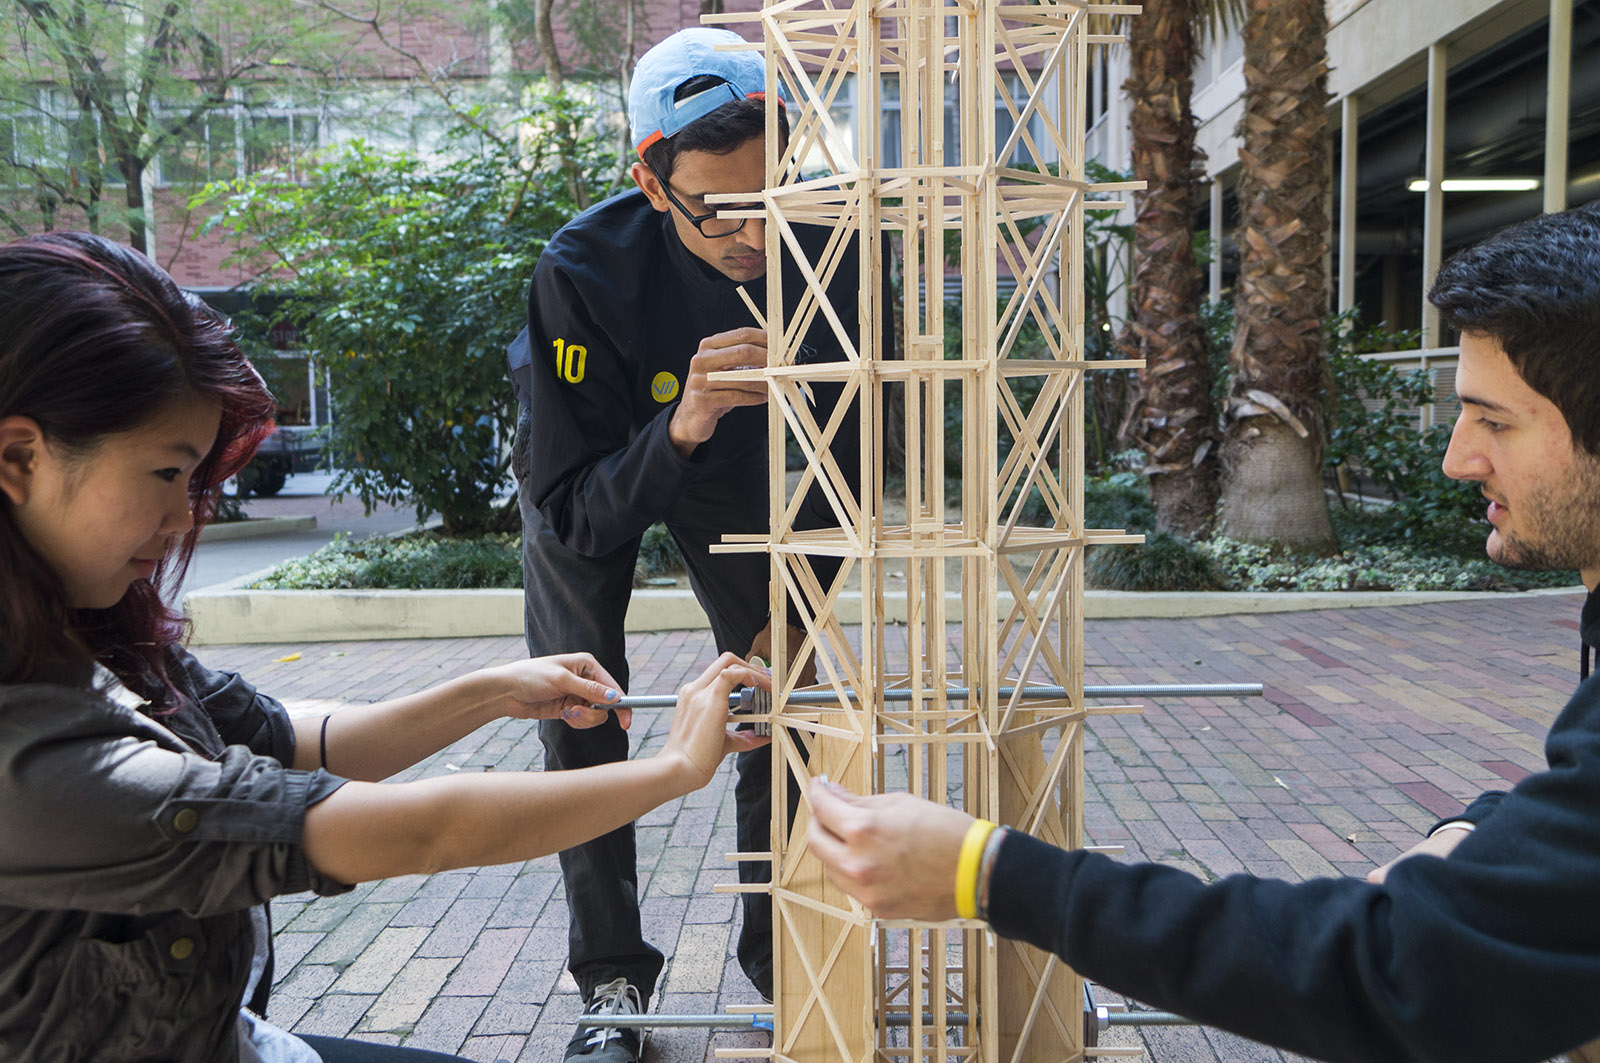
[311,0,508,148]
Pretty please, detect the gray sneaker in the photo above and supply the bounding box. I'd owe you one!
[565,978,646,1062]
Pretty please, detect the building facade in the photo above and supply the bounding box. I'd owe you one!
[1121,0,1600,340]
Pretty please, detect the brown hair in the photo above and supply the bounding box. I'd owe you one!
[1430,201,1600,458]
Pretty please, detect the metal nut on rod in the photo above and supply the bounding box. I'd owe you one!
[733,684,772,736]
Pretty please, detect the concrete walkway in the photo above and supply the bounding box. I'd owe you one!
[190,591,1591,1062]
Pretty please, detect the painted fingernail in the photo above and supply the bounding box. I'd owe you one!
[604,689,618,701]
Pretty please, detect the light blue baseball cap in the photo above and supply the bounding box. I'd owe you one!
[628,28,783,157]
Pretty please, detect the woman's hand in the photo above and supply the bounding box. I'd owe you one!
[489,653,626,730]
[806,779,975,921]
[657,652,771,792]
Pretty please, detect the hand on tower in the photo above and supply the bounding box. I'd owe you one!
[668,327,769,457]
[745,616,818,688]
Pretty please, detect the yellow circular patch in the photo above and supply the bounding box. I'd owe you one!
[651,371,681,403]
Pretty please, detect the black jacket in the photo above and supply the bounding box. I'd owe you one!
[512,188,887,562]
[988,589,1600,1063]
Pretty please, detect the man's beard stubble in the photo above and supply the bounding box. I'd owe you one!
[1490,449,1600,573]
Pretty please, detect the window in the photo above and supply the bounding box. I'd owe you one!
[879,72,1048,169]
[1,90,125,187]
[993,73,1050,168]
[244,106,319,181]
[0,90,53,173]
[1194,19,1245,93]
[159,112,238,185]
[157,91,322,187]
[880,73,961,168]
[0,111,30,171]
[795,68,1058,178]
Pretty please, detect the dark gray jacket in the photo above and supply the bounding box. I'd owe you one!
[0,650,350,1062]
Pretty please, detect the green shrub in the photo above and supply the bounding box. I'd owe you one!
[1010,464,1156,530]
[1204,304,1485,552]
[250,532,522,590]
[1327,472,1486,558]
[249,481,1577,595]
[1083,468,1157,532]
[1087,531,1223,591]
[1083,471,1575,593]
[635,523,685,582]
[1199,535,1575,592]
[251,523,690,590]
[1321,312,1483,550]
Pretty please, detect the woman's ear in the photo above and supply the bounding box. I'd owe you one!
[0,415,44,506]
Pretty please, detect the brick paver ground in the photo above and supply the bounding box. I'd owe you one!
[193,591,1590,1062]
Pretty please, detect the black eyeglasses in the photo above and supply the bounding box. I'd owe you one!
[655,173,758,238]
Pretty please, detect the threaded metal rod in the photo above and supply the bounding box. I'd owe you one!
[577,1009,1195,1030]
[575,1014,765,1030]
[608,682,1261,711]
[1102,1010,1194,1027]
[576,1012,973,1029]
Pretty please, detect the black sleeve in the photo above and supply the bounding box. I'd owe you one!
[802,231,896,522]
[522,264,708,557]
[985,679,1600,1063]
[1430,789,1507,834]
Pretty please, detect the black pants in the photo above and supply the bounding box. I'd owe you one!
[520,491,776,1002]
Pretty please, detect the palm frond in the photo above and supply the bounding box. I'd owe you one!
[1195,0,1248,43]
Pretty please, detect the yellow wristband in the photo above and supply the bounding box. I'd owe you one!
[954,818,998,920]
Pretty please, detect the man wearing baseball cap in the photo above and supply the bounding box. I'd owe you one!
[507,26,891,1063]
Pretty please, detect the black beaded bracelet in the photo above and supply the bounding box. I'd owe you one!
[319,714,331,771]
[975,826,1008,922]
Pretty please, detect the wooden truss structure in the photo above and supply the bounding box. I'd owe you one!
[710,2,1141,1060]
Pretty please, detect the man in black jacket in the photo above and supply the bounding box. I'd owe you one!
[805,202,1600,1063]
[508,27,886,1063]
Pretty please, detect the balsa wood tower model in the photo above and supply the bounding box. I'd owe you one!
[711,2,1139,1060]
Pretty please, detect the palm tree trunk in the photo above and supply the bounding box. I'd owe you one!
[1123,0,1219,535]
[1220,0,1335,551]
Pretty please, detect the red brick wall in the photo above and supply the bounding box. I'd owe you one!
[344,3,493,80]
[155,190,256,291]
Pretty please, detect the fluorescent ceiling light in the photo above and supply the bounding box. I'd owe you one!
[1407,177,1542,193]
